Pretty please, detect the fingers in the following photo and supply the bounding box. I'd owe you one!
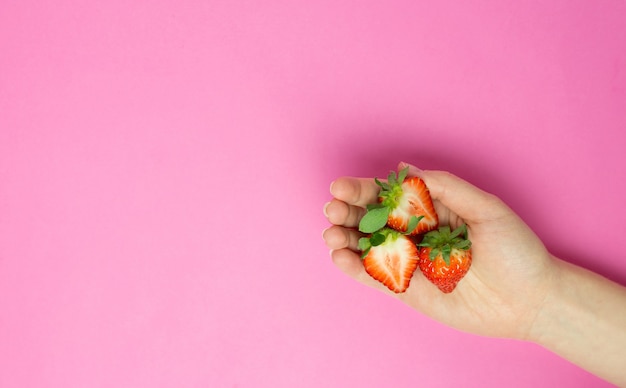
[329,177,380,208]
[323,199,366,228]
[330,248,397,293]
[322,225,362,251]
[399,162,509,223]
[324,176,379,229]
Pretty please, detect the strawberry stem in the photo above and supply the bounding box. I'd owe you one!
[417,224,471,266]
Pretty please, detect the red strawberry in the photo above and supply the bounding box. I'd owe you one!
[358,228,419,293]
[359,167,438,235]
[417,224,472,294]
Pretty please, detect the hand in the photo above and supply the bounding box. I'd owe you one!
[323,162,556,340]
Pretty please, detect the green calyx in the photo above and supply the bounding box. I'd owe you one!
[376,166,408,209]
[358,228,399,258]
[358,167,413,234]
[358,215,422,258]
[417,224,471,266]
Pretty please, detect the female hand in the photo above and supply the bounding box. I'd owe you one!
[323,162,556,340]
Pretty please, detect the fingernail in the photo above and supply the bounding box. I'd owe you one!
[323,202,331,218]
[400,161,423,175]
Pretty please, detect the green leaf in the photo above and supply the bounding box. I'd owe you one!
[358,206,390,233]
[454,239,471,250]
[387,170,397,186]
[375,178,390,192]
[358,237,372,258]
[366,203,386,211]
[370,232,387,246]
[397,166,408,183]
[449,224,466,239]
[358,237,371,252]
[404,215,423,235]
[441,244,452,266]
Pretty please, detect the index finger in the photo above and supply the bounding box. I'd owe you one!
[400,163,510,223]
[330,177,380,208]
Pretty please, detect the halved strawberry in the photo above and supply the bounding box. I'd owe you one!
[358,228,420,293]
[359,167,438,235]
[417,224,472,293]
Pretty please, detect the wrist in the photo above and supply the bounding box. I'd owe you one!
[525,256,567,345]
[526,256,626,386]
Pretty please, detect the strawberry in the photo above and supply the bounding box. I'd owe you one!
[358,228,420,293]
[417,224,472,294]
[358,167,438,236]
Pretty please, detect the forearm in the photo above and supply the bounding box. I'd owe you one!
[530,257,626,386]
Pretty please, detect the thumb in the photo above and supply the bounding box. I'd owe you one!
[399,162,509,223]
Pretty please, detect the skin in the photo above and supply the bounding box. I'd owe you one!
[322,162,626,386]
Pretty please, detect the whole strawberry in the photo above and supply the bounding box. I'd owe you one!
[359,167,438,236]
[417,224,472,294]
[359,228,420,293]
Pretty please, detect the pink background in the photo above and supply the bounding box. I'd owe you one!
[1,1,625,387]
